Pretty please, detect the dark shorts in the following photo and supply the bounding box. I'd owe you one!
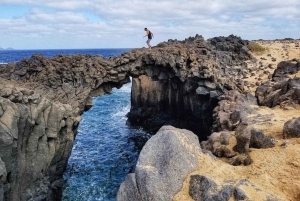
[146,39,151,43]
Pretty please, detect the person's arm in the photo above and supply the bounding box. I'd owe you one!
[143,31,149,38]
[151,32,154,38]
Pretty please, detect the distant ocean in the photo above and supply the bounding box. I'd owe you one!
[0,48,132,64]
[0,49,151,201]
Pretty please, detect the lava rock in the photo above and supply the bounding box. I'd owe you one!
[283,117,300,139]
[201,132,237,158]
[272,61,299,80]
[189,175,233,201]
[234,123,276,154]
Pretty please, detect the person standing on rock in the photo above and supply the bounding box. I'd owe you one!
[143,28,154,49]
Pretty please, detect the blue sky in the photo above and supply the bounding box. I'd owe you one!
[0,0,299,49]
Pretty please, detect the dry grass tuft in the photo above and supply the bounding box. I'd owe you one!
[248,42,266,54]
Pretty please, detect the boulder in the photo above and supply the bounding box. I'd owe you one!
[118,126,201,201]
[189,176,284,201]
[117,174,141,201]
[256,62,300,107]
[234,123,276,154]
[189,175,233,201]
[283,117,300,139]
[201,132,237,158]
[272,61,299,80]
[213,90,257,132]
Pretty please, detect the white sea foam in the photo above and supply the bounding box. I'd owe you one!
[111,105,130,117]
[0,62,8,65]
[117,82,132,93]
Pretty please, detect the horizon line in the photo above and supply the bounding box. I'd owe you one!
[0,47,138,51]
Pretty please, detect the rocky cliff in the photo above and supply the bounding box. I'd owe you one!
[0,80,78,200]
[118,39,300,201]
[127,35,254,140]
[0,53,134,200]
[1,36,299,200]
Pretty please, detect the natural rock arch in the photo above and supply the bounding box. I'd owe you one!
[0,34,255,200]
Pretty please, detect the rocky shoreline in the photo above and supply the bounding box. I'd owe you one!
[0,35,300,200]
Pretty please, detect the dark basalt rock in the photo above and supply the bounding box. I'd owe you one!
[256,77,300,107]
[230,154,253,166]
[127,35,254,140]
[189,176,284,201]
[189,175,233,201]
[272,61,299,81]
[0,34,286,200]
[256,61,300,107]
[213,90,257,132]
[250,130,276,149]
[283,117,300,139]
[201,132,237,158]
[234,123,276,154]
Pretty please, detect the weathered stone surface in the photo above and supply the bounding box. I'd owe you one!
[0,158,6,201]
[234,123,276,154]
[127,75,217,140]
[250,129,277,149]
[256,62,300,107]
[0,35,254,142]
[213,90,257,132]
[127,35,253,139]
[0,83,77,201]
[201,132,237,158]
[189,175,233,201]
[117,173,141,201]
[189,176,284,201]
[196,86,210,95]
[126,126,201,201]
[283,117,300,139]
[272,61,299,81]
[230,154,253,166]
[202,116,275,166]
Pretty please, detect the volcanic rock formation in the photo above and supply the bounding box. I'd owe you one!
[118,39,300,200]
[1,35,300,200]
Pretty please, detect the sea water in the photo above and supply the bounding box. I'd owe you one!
[0,49,151,201]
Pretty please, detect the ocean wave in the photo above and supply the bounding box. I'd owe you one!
[0,62,8,65]
[111,105,130,117]
[114,82,132,93]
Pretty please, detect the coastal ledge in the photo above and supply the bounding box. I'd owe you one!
[0,35,300,200]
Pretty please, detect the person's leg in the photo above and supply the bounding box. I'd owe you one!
[146,39,152,49]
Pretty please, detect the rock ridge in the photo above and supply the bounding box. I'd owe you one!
[1,35,299,200]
